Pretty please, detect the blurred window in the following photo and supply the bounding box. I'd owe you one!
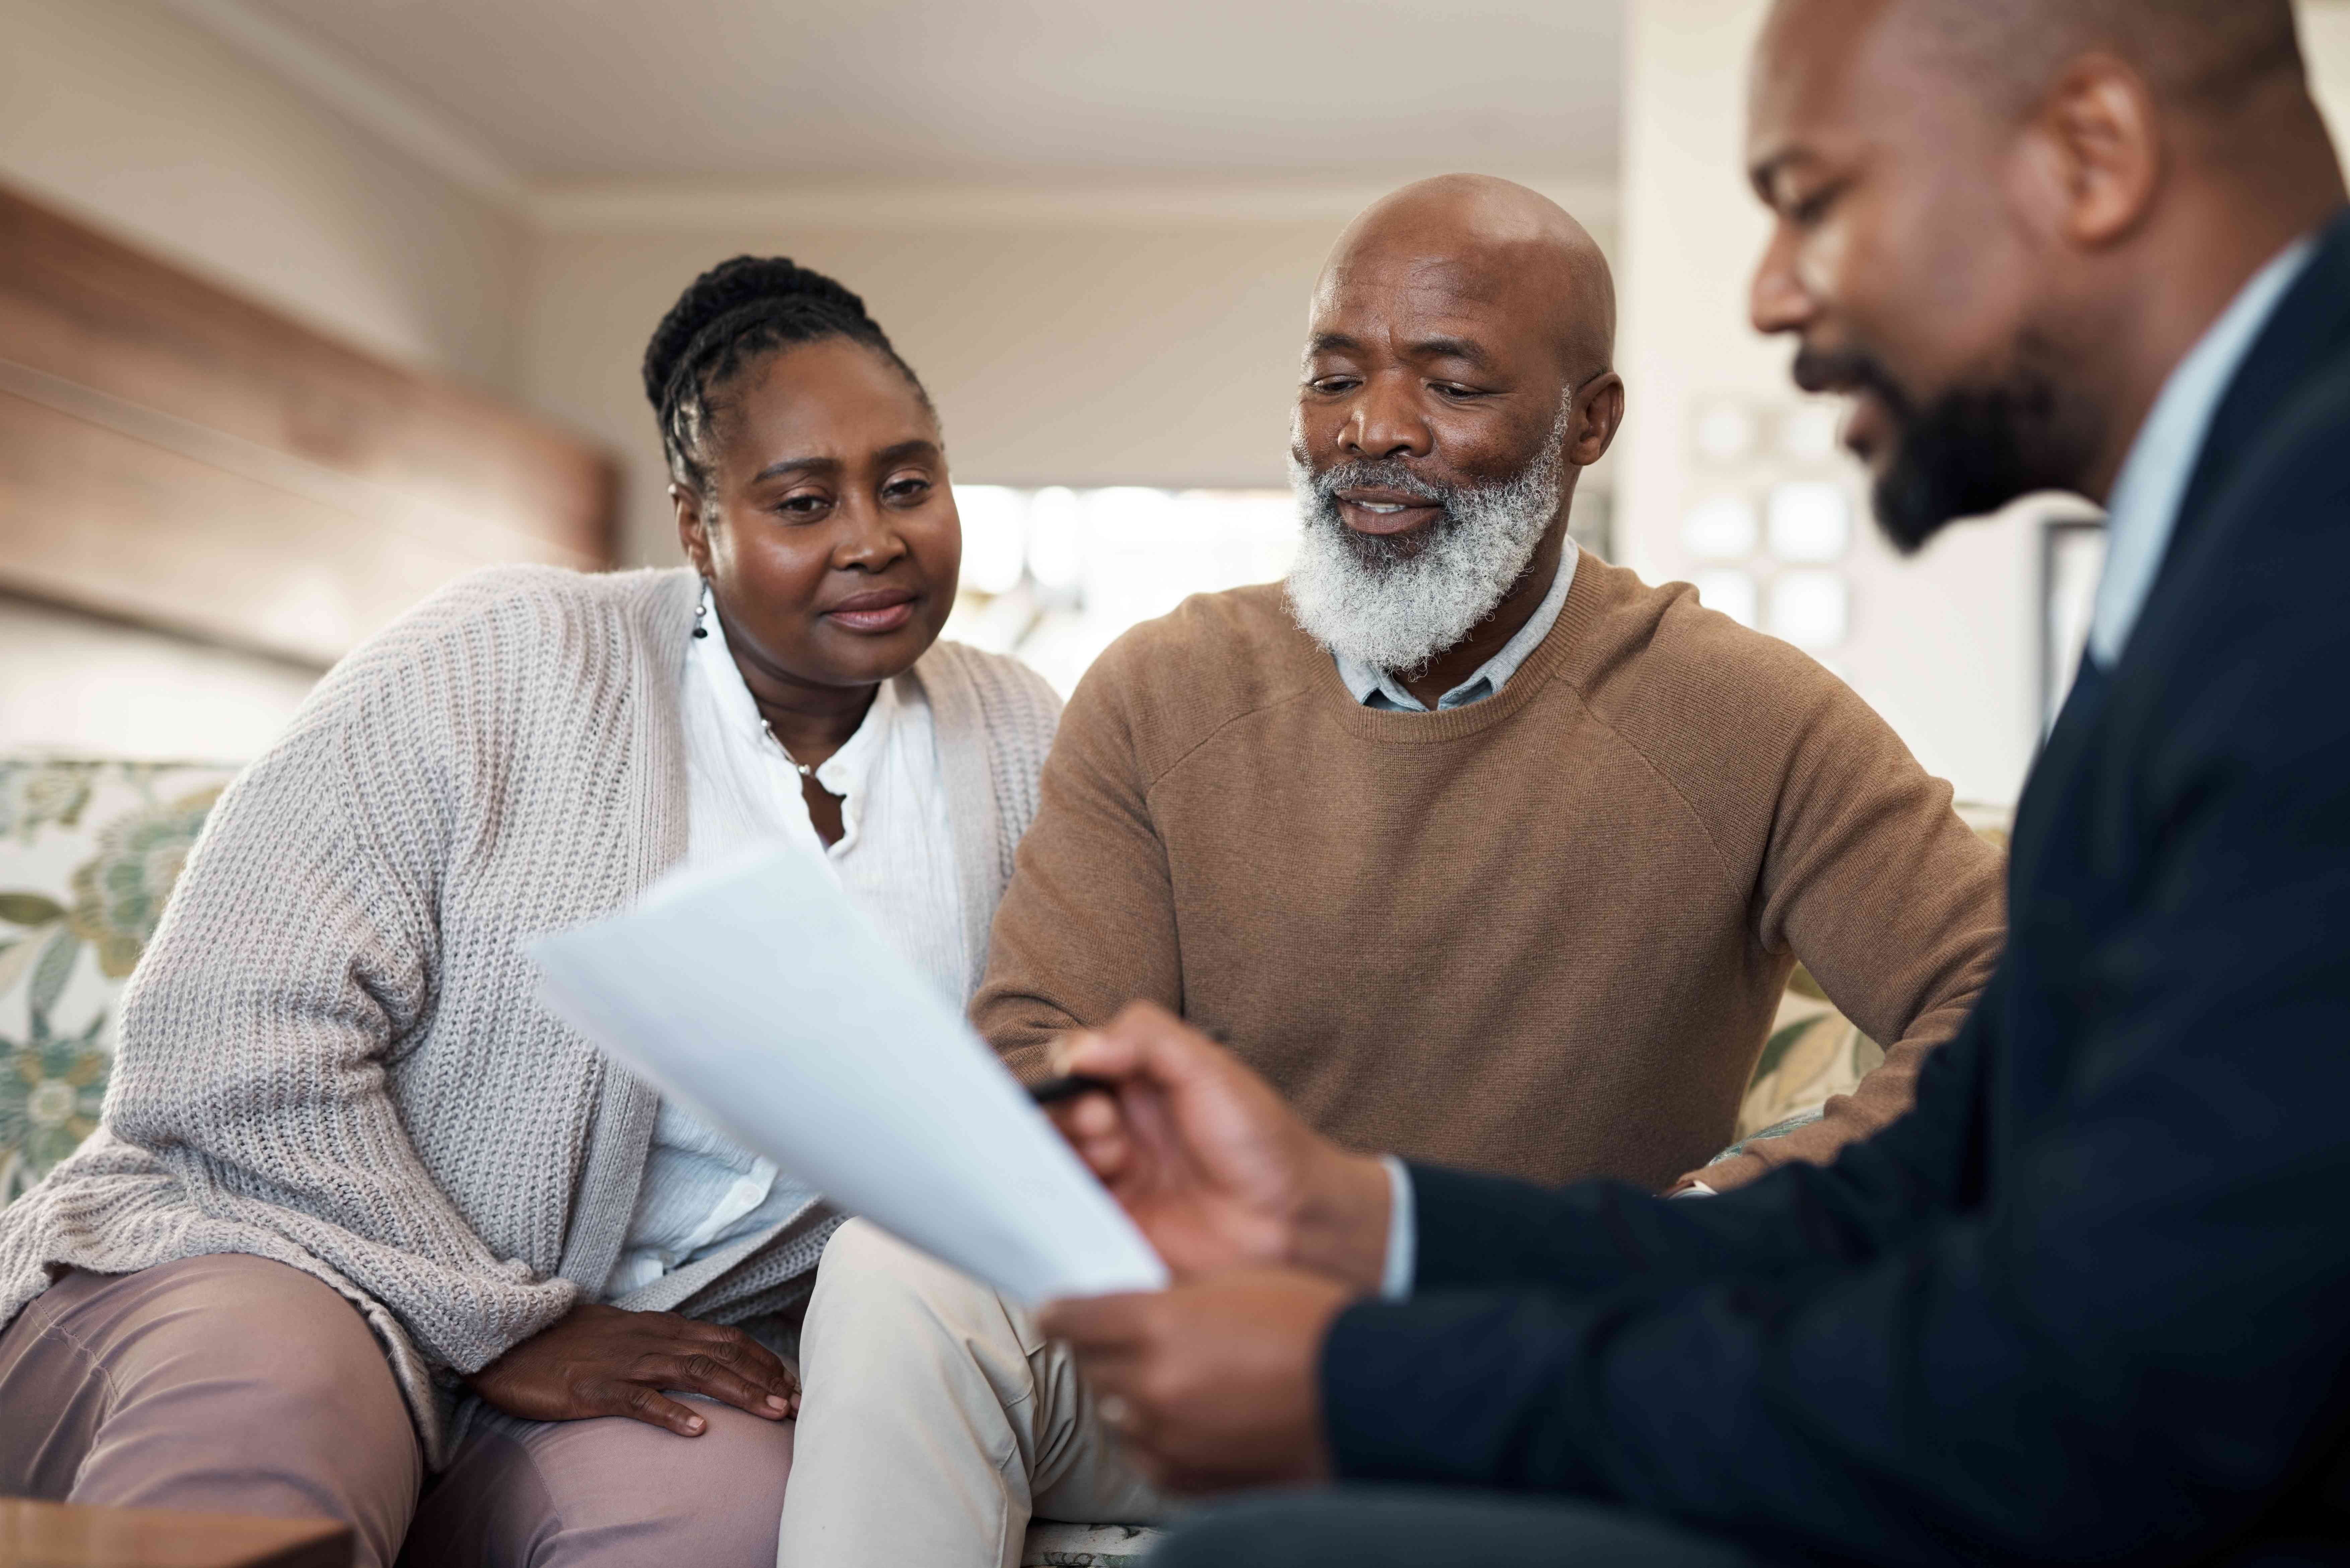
[942,486,1300,696]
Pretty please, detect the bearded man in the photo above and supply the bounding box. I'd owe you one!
[772,174,2007,1568]
[972,173,2002,1196]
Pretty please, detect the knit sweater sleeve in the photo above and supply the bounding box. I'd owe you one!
[1673,640,2006,1192]
[971,630,1181,1080]
[104,588,578,1373]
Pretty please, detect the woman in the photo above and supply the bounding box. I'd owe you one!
[0,257,1058,1566]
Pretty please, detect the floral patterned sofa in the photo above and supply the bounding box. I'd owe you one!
[0,756,2008,1568]
[1,760,232,1205]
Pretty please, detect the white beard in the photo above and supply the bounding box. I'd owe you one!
[1284,407,1570,677]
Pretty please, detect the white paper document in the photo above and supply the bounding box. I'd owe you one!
[531,848,1167,1303]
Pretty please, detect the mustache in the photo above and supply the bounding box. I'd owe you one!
[1304,459,1453,508]
[1791,348,1916,419]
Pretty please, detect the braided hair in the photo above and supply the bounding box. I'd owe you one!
[642,256,934,507]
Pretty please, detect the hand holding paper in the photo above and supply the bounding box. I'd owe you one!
[532,848,1167,1303]
[1043,1001,1398,1292]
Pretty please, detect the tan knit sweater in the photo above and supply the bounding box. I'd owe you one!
[976,558,2005,1192]
[0,566,1060,1464]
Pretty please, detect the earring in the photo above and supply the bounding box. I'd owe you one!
[692,590,710,640]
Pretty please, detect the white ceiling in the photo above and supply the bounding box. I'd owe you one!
[225,0,1623,188]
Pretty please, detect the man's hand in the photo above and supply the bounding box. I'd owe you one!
[1045,1001,1394,1289]
[468,1303,798,1436]
[1037,1269,1354,1493]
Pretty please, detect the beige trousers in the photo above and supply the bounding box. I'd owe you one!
[778,1219,1167,1568]
[0,1254,795,1568]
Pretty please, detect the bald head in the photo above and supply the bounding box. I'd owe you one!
[1774,0,2305,118]
[1291,174,1628,685]
[1321,174,1616,385]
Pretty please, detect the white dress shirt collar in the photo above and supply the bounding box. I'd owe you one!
[2089,236,2317,667]
[686,591,904,853]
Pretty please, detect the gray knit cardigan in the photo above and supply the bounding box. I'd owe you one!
[0,565,1060,1463]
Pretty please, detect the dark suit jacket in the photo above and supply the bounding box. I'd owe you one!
[1321,211,2350,1567]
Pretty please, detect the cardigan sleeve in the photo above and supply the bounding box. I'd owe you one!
[105,624,579,1374]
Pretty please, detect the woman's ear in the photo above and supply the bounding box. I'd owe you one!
[674,484,715,578]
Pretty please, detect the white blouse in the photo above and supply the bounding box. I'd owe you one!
[600,590,968,1301]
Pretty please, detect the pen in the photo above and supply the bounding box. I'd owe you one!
[1027,1073,1119,1106]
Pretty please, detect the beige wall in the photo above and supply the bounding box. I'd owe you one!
[2303,0,2350,143]
[522,206,1619,569]
[0,0,532,758]
[0,0,528,390]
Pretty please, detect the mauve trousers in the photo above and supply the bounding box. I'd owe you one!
[0,1254,797,1568]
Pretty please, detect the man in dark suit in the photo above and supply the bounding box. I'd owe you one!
[1032,0,2350,1562]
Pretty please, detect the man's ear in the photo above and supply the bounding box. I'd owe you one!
[674,484,715,577]
[2029,54,2165,249]
[1569,372,1628,467]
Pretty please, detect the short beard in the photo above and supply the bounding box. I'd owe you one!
[1797,334,2098,554]
[1284,407,1570,676]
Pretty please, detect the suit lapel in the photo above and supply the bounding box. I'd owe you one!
[2007,656,2109,912]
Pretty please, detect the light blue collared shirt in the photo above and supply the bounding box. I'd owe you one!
[1335,543,1579,712]
[2089,237,2317,668]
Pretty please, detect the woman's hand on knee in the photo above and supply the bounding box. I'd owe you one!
[467,1303,800,1436]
